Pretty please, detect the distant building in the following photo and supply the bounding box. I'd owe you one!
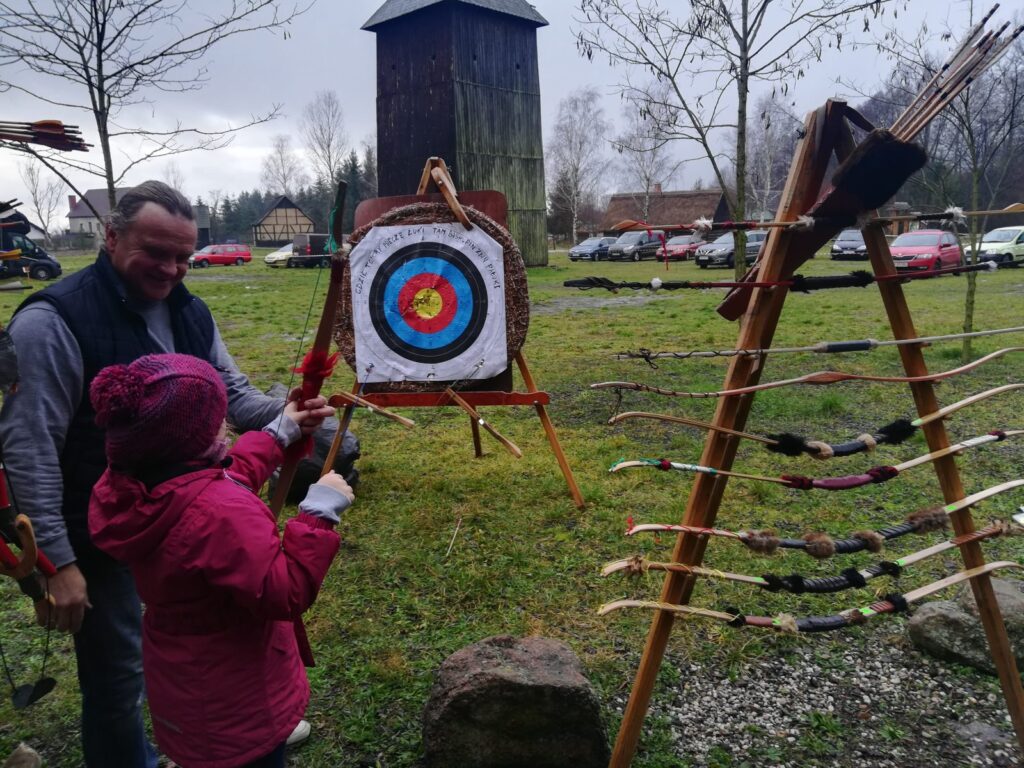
[67,188,211,247]
[364,0,549,266]
[251,195,314,246]
[601,187,730,234]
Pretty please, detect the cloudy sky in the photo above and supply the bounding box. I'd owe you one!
[0,0,982,228]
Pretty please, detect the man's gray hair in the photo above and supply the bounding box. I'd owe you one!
[107,180,193,233]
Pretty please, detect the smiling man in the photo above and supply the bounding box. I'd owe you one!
[0,181,331,767]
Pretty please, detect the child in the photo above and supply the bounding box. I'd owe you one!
[87,353,352,768]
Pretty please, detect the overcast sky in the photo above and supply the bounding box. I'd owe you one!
[0,0,986,228]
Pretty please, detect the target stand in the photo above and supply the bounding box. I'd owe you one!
[331,159,584,509]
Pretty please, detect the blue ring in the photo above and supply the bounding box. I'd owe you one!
[382,257,472,349]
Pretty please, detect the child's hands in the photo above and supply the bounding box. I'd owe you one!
[285,390,334,435]
[299,471,354,524]
[316,471,354,503]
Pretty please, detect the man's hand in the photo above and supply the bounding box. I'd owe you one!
[285,389,334,436]
[36,563,91,634]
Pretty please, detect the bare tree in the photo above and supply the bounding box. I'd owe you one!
[163,161,187,198]
[17,160,65,246]
[742,95,802,220]
[261,134,308,198]
[577,0,895,277]
[867,6,1024,360]
[300,90,348,185]
[612,84,686,222]
[0,0,306,209]
[546,87,609,244]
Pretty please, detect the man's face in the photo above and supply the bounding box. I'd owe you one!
[105,202,197,302]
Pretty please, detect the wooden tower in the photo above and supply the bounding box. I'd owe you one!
[363,0,549,266]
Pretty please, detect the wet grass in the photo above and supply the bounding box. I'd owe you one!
[0,249,1022,765]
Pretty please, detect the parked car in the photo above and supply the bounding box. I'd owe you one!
[606,229,666,261]
[189,243,252,268]
[972,226,1024,265]
[830,229,868,260]
[0,227,62,280]
[263,245,293,267]
[890,230,963,271]
[279,233,333,267]
[568,236,617,262]
[694,231,766,268]
[656,234,705,261]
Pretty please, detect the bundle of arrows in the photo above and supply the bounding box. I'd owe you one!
[0,120,89,152]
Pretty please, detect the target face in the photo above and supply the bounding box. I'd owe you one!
[349,224,507,383]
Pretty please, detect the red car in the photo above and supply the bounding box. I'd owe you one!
[656,234,705,261]
[190,244,252,268]
[890,230,963,271]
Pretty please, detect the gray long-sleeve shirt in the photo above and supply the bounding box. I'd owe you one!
[0,300,284,567]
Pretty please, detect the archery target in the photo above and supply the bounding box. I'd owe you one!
[349,224,507,383]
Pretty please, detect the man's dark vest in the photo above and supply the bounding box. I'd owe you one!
[18,251,216,552]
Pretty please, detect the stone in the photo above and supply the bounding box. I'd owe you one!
[2,744,41,768]
[423,635,609,768]
[908,578,1024,675]
[265,382,360,503]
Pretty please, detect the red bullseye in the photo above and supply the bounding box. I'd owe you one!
[397,272,458,334]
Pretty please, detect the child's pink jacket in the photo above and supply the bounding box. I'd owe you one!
[89,431,340,768]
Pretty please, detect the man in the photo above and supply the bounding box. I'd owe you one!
[0,181,332,767]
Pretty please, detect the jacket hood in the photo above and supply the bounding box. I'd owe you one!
[89,467,220,562]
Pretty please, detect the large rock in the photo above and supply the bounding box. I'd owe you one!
[908,577,1024,674]
[423,635,609,768]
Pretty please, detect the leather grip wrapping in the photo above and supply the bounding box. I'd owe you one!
[812,473,873,490]
[827,439,871,457]
[796,615,851,633]
[823,340,875,353]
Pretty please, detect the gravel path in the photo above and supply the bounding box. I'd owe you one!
[612,628,1021,767]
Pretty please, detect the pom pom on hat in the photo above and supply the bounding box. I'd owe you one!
[90,353,228,470]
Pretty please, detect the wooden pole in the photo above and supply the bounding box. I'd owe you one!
[862,225,1024,753]
[608,101,847,767]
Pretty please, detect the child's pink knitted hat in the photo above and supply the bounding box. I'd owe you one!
[90,353,228,469]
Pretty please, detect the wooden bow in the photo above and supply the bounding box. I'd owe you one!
[269,180,348,517]
[594,347,1024,399]
[598,561,1024,631]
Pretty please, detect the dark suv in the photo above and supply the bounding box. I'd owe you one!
[0,230,62,280]
[607,230,665,261]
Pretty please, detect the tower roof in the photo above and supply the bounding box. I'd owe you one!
[363,0,548,31]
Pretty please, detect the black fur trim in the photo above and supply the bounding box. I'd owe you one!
[884,593,911,614]
[877,561,903,577]
[760,574,787,592]
[725,608,746,627]
[840,567,867,588]
[876,419,917,445]
[766,432,812,456]
[783,574,807,594]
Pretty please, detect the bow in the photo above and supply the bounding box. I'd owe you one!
[564,259,1009,294]
[608,202,1024,234]
[609,430,1024,491]
[597,561,1024,633]
[593,347,1024,399]
[609,383,1024,460]
[604,520,1017,595]
[625,478,1024,558]
[269,180,348,517]
[615,325,1024,362]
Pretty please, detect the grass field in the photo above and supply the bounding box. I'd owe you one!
[0,249,1022,766]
